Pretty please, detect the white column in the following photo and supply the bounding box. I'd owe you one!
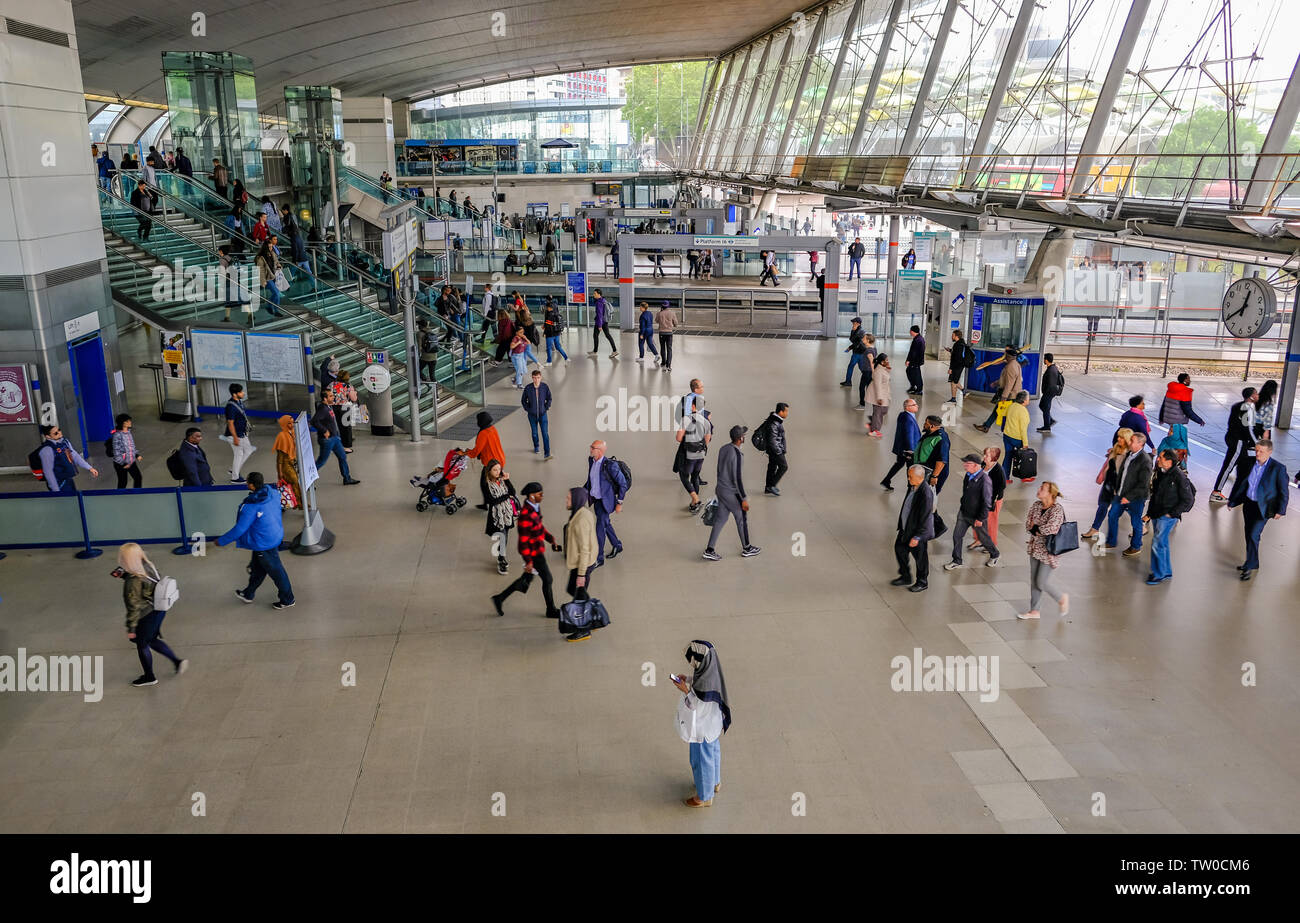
[342,96,397,180]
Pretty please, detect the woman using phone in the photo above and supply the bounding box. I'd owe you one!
[117,542,187,687]
[672,640,732,808]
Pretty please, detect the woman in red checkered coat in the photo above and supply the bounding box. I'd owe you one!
[491,481,562,619]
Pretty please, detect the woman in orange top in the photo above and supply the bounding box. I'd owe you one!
[466,410,505,509]
[273,414,301,507]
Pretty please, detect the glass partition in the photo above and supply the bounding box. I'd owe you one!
[162,51,264,196]
[0,495,86,546]
[83,489,184,544]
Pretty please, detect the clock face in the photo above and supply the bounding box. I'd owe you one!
[1221,279,1276,339]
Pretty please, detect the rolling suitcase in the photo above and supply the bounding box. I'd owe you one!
[1011,446,1038,480]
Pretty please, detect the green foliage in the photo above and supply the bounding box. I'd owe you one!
[624,62,710,144]
[1134,108,1267,198]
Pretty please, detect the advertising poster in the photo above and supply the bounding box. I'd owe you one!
[0,364,34,425]
[161,330,186,380]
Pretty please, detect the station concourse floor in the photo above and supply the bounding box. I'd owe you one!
[1,326,1298,834]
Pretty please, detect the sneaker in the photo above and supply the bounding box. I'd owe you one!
[840,381,852,387]
[1122,547,1141,557]
[1016,611,1040,620]
[234,589,253,604]
[566,630,591,642]
[491,594,505,617]
[176,659,190,675]
[973,424,990,433]
[889,576,912,587]
[1209,491,1227,502]
[764,487,781,496]
[741,545,762,557]
[698,479,708,486]
[544,454,554,460]
[497,559,509,575]
[230,476,246,483]
[533,447,541,454]
[943,561,962,571]
[908,582,928,592]
[945,397,957,403]
[343,478,361,485]
[985,557,1000,567]
[131,675,158,687]
[701,549,721,562]
[272,600,296,610]
[636,357,644,362]
[587,351,598,356]
[610,352,619,359]
[880,481,894,491]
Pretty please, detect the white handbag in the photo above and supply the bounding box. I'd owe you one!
[273,268,290,292]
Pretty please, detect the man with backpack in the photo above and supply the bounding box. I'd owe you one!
[1037,353,1065,433]
[175,428,213,486]
[34,424,98,494]
[216,471,295,610]
[947,330,975,403]
[755,403,790,497]
[1143,448,1196,585]
[584,439,629,566]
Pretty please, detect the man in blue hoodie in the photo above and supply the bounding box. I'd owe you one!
[636,302,660,365]
[587,289,618,357]
[217,471,295,609]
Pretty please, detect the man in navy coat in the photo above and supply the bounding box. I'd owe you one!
[1227,438,1289,580]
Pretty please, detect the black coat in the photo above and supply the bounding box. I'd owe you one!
[179,440,212,486]
[1116,450,1153,503]
[896,482,936,542]
[764,413,787,455]
[906,335,925,367]
[957,469,993,521]
[1147,465,1194,520]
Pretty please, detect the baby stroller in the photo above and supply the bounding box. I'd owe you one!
[411,449,469,515]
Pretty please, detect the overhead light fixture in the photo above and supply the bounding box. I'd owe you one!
[810,180,840,191]
[1037,198,1072,216]
[1284,220,1300,239]
[1227,214,1286,237]
[931,189,979,206]
[860,184,896,198]
[1070,201,1110,221]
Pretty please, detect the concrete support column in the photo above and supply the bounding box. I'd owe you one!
[1021,227,1075,391]
[886,214,900,320]
[0,0,124,465]
[342,96,397,180]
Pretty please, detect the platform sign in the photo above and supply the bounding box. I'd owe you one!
[693,235,754,247]
[857,279,888,317]
[295,410,319,494]
[566,271,588,306]
[0,364,34,425]
[365,350,386,365]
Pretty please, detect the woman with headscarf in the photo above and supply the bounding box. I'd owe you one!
[672,639,732,807]
[483,459,517,575]
[116,542,187,687]
[562,486,599,641]
[273,414,301,507]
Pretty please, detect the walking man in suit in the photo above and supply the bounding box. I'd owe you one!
[1226,439,1289,581]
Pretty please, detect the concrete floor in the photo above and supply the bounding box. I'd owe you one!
[0,327,1297,833]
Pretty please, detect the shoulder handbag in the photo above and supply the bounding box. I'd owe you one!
[1047,520,1080,555]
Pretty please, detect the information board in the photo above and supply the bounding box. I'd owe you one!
[160,330,186,380]
[245,331,305,384]
[857,279,888,316]
[895,269,928,314]
[190,329,247,380]
[566,271,587,305]
[0,364,34,425]
[295,410,319,495]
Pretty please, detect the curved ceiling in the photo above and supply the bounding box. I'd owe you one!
[71,0,801,108]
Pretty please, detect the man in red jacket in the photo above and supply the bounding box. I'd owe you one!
[492,482,562,619]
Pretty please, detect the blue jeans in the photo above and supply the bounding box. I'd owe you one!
[1149,515,1176,580]
[1106,497,1145,549]
[545,336,568,362]
[1002,436,1024,479]
[264,282,282,314]
[689,738,721,802]
[638,333,659,358]
[510,353,527,385]
[843,352,866,384]
[244,547,294,605]
[528,413,550,455]
[523,344,540,365]
[848,257,861,279]
[315,434,352,480]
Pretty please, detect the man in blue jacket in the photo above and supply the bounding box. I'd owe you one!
[584,439,628,565]
[1226,439,1289,581]
[37,424,99,494]
[588,289,618,357]
[636,302,660,364]
[881,399,920,491]
[217,471,295,609]
[522,369,552,458]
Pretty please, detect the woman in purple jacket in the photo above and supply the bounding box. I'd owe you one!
[588,289,619,357]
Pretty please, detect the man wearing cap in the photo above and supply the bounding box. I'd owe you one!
[945,454,1000,570]
[491,482,563,619]
[841,317,868,389]
[702,426,762,561]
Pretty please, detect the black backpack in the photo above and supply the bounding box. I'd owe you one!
[963,342,977,368]
[28,447,45,480]
[605,455,632,492]
[166,448,188,481]
[750,421,769,452]
[1180,469,1197,514]
[104,431,117,458]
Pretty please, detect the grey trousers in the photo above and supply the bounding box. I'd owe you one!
[1029,558,1064,610]
[707,490,749,550]
[952,514,997,564]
